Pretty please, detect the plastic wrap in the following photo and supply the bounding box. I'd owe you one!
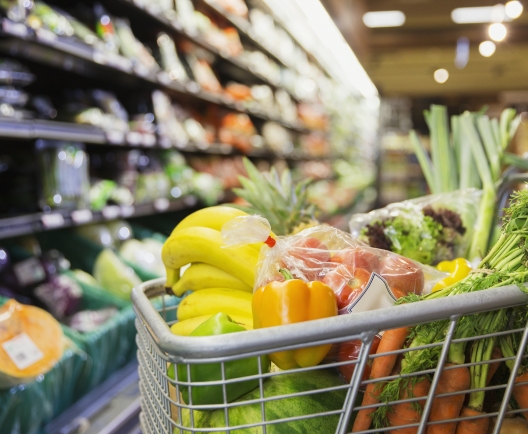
[0,299,65,389]
[35,140,90,211]
[224,218,445,384]
[349,189,482,265]
[223,217,445,308]
[0,339,89,434]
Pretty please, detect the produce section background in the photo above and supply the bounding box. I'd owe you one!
[0,0,378,432]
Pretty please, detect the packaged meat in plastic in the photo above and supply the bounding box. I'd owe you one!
[349,189,482,265]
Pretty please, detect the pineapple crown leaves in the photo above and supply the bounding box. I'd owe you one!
[232,157,318,235]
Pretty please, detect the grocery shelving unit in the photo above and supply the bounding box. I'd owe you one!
[0,0,378,432]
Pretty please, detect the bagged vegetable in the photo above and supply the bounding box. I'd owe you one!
[223,216,444,376]
[349,189,482,265]
[223,216,444,311]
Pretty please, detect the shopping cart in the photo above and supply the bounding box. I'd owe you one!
[133,277,528,434]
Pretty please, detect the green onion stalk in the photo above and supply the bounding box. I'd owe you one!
[499,307,528,411]
[372,187,528,428]
[466,310,508,413]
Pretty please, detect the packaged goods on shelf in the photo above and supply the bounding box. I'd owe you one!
[114,18,160,74]
[0,331,89,434]
[209,0,248,18]
[175,0,197,33]
[36,140,90,211]
[157,32,189,83]
[218,112,256,152]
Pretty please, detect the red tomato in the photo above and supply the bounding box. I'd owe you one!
[323,266,371,310]
[379,254,424,295]
[283,236,331,280]
[331,247,381,273]
[338,335,381,383]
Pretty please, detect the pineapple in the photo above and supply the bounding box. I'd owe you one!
[232,158,319,235]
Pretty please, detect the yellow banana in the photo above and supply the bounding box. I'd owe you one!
[163,226,258,287]
[177,288,253,321]
[169,206,273,253]
[170,206,249,236]
[171,263,252,296]
[170,314,253,336]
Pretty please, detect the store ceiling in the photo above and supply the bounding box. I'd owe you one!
[322,0,528,101]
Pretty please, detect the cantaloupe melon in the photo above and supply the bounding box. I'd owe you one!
[0,299,64,388]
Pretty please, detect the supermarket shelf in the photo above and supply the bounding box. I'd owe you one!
[0,196,198,240]
[111,0,303,103]
[0,19,310,135]
[45,360,140,434]
[0,118,338,161]
[196,0,293,72]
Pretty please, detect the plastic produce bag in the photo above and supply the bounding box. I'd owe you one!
[223,217,445,311]
[224,217,445,385]
[349,189,482,265]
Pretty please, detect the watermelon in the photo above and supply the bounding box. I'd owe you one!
[177,368,361,433]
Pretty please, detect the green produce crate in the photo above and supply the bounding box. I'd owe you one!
[0,297,91,434]
[39,229,163,284]
[61,271,137,394]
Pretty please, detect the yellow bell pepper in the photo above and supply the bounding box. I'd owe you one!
[432,258,472,292]
[252,269,337,370]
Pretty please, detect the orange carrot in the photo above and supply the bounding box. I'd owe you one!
[387,376,431,433]
[454,407,489,433]
[513,371,528,420]
[352,327,410,432]
[426,363,470,434]
[485,346,502,385]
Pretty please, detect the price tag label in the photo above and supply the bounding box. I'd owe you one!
[2,18,28,37]
[41,213,65,228]
[106,130,125,144]
[142,133,156,147]
[36,28,58,43]
[183,195,198,207]
[92,49,107,65]
[120,205,135,218]
[102,205,120,220]
[134,64,150,78]
[13,257,46,287]
[2,333,44,370]
[154,198,169,211]
[126,131,142,145]
[71,209,93,224]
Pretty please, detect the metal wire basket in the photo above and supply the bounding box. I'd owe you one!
[132,277,528,434]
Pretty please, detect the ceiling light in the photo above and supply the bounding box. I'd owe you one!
[451,5,509,24]
[434,69,449,84]
[489,23,507,41]
[362,11,406,28]
[505,1,523,19]
[479,40,496,57]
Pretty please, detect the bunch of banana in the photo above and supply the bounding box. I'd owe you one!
[163,206,261,336]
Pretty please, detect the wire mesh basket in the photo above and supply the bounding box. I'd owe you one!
[132,277,528,434]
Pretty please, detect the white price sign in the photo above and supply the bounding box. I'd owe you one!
[41,213,65,228]
[2,333,44,370]
[71,209,93,224]
[102,206,120,220]
[120,205,135,218]
[154,198,169,211]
